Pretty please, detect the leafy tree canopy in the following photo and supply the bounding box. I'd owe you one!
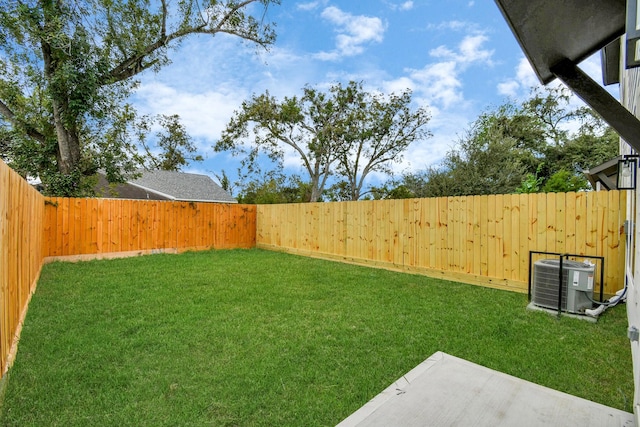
[136,114,203,172]
[215,80,431,202]
[379,87,618,199]
[0,0,279,196]
[235,170,311,204]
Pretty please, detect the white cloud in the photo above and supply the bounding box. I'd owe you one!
[400,1,414,11]
[123,35,300,179]
[385,1,414,12]
[459,34,494,64]
[134,82,247,147]
[296,1,327,11]
[314,6,386,61]
[496,56,539,99]
[430,45,455,59]
[409,61,463,109]
[428,20,480,32]
[499,54,612,102]
[313,50,342,62]
[398,31,494,110]
[430,34,493,66]
[496,80,520,98]
[382,76,415,94]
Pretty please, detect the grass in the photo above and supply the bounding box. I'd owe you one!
[0,249,633,426]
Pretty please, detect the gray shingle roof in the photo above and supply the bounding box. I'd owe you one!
[128,170,237,203]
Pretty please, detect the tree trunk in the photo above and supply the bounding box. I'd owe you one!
[41,1,82,177]
[309,175,321,202]
[52,101,81,175]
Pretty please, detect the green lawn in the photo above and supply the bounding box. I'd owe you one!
[0,249,633,426]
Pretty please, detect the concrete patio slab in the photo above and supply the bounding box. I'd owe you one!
[336,351,634,427]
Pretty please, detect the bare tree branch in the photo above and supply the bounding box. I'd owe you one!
[161,0,167,39]
[105,0,273,84]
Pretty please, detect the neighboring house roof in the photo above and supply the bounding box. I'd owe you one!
[97,170,237,203]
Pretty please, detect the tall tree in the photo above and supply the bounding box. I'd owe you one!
[417,87,618,197]
[215,81,430,201]
[216,86,351,202]
[334,82,431,200]
[0,0,278,195]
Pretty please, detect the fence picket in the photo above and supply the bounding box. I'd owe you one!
[0,160,44,376]
[257,193,626,295]
[42,199,256,257]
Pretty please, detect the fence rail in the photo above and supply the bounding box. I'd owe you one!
[43,198,257,259]
[0,160,45,376]
[256,192,627,295]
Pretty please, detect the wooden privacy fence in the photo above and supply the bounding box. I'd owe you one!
[257,191,627,295]
[0,160,45,376]
[43,198,257,259]
[0,156,631,378]
[1,160,255,377]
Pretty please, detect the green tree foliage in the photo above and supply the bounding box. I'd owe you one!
[0,0,278,195]
[369,171,430,200]
[333,82,431,200]
[542,169,587,193]
[215,81,431,202]
[323,181,352,201]
[236,171,311,204]
[515,168,544,194]
[137,114,203,171]
[433,119,530,196]
[412,87,618,197]
[214,169,235,197]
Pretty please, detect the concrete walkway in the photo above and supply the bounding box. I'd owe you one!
[337,352,635,427]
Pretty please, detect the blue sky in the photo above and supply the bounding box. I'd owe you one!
[131,0,612,192]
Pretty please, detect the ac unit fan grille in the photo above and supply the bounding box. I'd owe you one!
[532,259,594,313]
[532,263,570,310]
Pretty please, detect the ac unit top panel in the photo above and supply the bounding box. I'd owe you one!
[534,259,594,273]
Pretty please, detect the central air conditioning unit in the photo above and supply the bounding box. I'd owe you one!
[532,259,595,314]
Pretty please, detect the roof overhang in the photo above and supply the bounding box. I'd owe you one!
[494,0,626,85]
[584,156,623,190]
[494,0,640,153]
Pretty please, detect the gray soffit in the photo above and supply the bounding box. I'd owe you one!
[602,38,622,86]
[494,0,640,153]
[493,0,626,85]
